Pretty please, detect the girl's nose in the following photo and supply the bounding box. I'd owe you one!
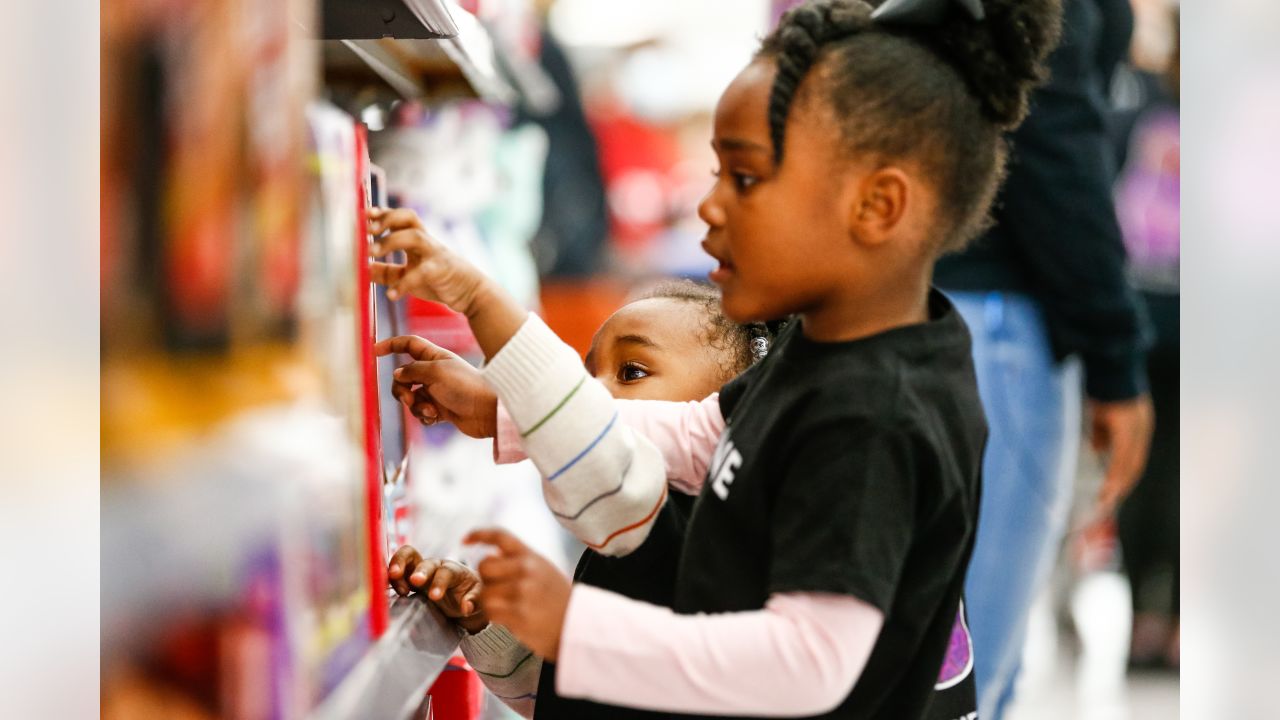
[697,185,727,229]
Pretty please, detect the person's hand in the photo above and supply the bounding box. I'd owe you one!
[368,206,530,361]
[1087,394,1155,521]
[388,545,489,634]
[368,207,489,316]
[464,528,572,661]
[375,335,498,439]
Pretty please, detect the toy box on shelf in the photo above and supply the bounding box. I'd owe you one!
[103,0,564,716]
[102,2,425,715]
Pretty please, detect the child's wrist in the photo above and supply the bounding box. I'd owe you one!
[480,397,499,438]
[464,282,530,362]
[458,613,490,634]
[461,276,500,322]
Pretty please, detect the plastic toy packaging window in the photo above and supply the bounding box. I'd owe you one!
[369,162,414,557]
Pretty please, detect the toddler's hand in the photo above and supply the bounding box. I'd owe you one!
[368,207,488,316]
[388,545,488,634]
[376,335,499,439]
[464,528,572,661]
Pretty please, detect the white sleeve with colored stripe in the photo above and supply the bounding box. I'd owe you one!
[458,623,541,719]
[492,394,726,497]
[480,313,669,557]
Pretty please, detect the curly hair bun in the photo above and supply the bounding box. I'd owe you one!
[919,0,1064,128]
[757,0,1064,250]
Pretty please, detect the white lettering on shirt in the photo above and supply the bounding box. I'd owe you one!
[710,435,742,500]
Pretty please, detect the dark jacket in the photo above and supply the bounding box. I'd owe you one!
[934,0,1151,401]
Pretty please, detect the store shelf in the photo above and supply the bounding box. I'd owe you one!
[319,0,515,107]
[309,594,462,720]
[433,7,517,105]
[321,0,459,40]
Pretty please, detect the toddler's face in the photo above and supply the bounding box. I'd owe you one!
[584,298,728,403]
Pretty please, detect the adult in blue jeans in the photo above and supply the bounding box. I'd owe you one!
[934,0,1155,717]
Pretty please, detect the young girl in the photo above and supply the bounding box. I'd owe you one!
[369,1,1061,717]
[387,281,774,719]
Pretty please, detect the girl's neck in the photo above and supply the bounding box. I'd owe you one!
[799,273,931,344]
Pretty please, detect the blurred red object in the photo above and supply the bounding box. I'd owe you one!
[590,106,681,249]
[407,299,481,357]
[1073,516,1121,574]
[357,124,391,639]
[426,655,485,720]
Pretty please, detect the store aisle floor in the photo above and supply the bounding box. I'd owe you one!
[1008,628,1179,719]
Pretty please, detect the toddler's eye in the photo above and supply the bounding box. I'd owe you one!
[618,362,650,383]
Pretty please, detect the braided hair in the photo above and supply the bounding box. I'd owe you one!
[639,279,784,381]
[758,0,1062,252]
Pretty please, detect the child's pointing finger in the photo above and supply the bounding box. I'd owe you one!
[368,207,423,232]
[464,528,529,558]
[475,556,528,585]
[375,335,455,361]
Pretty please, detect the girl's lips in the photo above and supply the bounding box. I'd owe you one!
[701,237,733,283]
[708,261,734,284]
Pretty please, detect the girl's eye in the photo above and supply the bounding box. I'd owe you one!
[712,169,759,192]
[618,362,650,383]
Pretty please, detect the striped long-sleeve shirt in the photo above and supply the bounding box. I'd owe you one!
[479,313,669,557]
[492,393,727,496]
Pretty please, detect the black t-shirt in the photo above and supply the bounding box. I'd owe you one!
[532,492,696,720]
[673,289,986,720]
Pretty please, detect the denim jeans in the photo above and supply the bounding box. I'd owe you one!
[947,291,1082,720]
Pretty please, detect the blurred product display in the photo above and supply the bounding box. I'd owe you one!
[102,0,555,717]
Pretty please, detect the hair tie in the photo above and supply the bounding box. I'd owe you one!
[871,0,984,25]
[750,336,771,361]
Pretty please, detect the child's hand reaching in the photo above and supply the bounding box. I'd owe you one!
[368,208,487,314]
[375,335,499,438]
[368,207,527,361]
[387,545,489,634]
[464,528,572,661]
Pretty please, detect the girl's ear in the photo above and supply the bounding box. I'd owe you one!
[848,166,909,246]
